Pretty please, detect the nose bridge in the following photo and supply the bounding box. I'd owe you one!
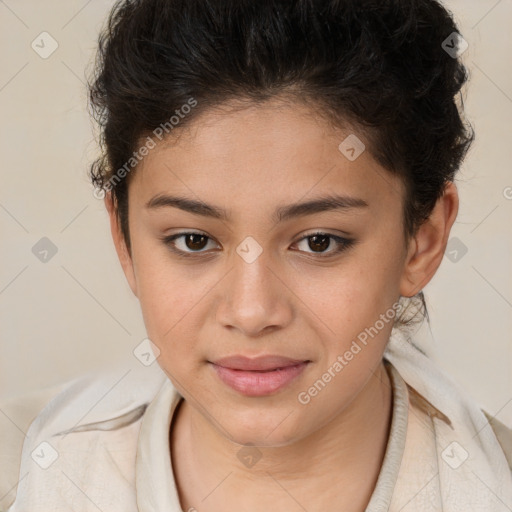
[216,241,291,335]
[230,244,275,308]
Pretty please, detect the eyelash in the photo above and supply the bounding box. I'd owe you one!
[159,231,356,259]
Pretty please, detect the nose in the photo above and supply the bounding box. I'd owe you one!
[215,248,293,338]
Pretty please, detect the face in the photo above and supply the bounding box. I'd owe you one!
[107,98,448,447]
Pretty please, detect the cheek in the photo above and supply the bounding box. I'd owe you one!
[131,252,225,381]
[135,268,207,384]
[291,254,400,343]
[129,238,194,345]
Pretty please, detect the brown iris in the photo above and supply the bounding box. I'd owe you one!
[307,235,330,252]
[185,233,209,251]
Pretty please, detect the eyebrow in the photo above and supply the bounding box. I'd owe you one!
[145,193,369,223]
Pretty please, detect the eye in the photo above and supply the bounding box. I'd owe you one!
[160,231,219,256]
[292,232,355,257]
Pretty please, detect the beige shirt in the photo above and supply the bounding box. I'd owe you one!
[2,336,512,511]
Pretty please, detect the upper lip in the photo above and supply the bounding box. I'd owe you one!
[210,355,309,371]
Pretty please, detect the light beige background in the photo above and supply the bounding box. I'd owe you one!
[0,0,511,427]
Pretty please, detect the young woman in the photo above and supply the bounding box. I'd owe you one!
[2,0,511,511]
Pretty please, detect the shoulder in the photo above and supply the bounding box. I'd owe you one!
[0,361,167,511]
[384,330,512,479]
[0,382,68,510]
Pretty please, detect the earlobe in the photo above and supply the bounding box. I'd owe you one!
[104,192,139,297]
[399,181,459,298]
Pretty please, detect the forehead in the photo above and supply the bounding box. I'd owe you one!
[130,99,405,218]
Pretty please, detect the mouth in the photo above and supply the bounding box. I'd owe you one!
[208,356,311,396]
[210,354,310,372]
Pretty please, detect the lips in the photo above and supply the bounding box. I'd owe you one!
[209,355,311,396]
[211,355,309,371]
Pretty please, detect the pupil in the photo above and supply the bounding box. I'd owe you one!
[309,235,330,252]
[186,234,208,251]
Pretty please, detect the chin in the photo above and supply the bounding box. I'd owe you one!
[221,412,304,448]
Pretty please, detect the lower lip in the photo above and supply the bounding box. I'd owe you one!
[210,362,309,396]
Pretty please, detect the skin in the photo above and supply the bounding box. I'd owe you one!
[105,97,459,511]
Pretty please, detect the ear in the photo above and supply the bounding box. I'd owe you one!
[104,191,138,297]
[400,181,459,297]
